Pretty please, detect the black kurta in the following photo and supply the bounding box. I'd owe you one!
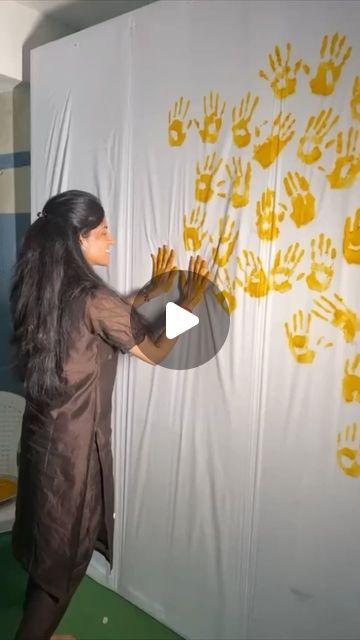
[12,287,146,599]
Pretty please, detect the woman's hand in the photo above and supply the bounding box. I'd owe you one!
[148,245,178,298]
[179,255,210,309]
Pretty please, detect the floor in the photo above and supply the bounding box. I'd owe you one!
[0,532,183,640]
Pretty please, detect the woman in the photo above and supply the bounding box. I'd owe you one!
[9,190,209,640]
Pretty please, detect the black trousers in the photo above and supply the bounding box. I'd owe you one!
[13,507,107,640]
[13,442,108,639]
[13,568,85,640]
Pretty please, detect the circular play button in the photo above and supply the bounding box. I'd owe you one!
[130,270,231,370]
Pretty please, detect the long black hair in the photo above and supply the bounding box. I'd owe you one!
[9,190,115,409]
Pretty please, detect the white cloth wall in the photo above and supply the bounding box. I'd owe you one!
[31,2,360,638]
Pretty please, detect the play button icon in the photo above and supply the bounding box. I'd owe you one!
[131,269,231,370]
[165,302,199,339]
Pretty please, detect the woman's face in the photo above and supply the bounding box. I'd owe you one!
[80,217,115,266]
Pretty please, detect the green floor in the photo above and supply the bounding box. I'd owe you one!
[0,532,183,640]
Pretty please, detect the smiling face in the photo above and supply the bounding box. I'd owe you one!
[79,217,115,266]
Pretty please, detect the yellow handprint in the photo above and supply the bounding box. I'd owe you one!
[235,250,269,298]
[231,92,259,148]
[284,310,316,364]
[179,255,210,308]
[142,246,178,301]
[213,268,238,314]
[282,171,316,227]
[225,157,251,208]
[343,207,360,264]
[211,217,239,267]
[305,233,337,292]
[183,206,211,252]
[337,424,360,478]
[195,153,223,203]
[350,76,360,122]
[269,243,305,293]
[343,353,360,402]
[253,112,295,168]
[256,188,286,240]
[312,293,360,343]
[168,97,191,146]
[193,91,226,144]
[309,32,352,96]
[297,108,339,164]
[323,127,360,189]
[259,42,309,99]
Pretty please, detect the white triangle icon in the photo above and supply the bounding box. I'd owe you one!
[166,302,199,339]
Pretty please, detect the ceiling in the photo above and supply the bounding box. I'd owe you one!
[16,0,157,31]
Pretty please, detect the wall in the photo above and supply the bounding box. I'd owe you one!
[0,86,30,394]
[0,0,72,87]
[0,2,73,392]
[30,2,360,639]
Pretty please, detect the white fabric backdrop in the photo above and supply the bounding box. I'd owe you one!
[31,2,360,638]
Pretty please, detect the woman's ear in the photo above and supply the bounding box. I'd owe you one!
[79,234,88,250]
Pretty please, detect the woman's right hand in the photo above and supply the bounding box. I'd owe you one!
[179,255,210,310]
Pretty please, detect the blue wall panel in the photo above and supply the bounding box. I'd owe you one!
[0,213,31,394]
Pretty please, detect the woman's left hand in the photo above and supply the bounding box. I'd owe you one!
[148,245,178,297]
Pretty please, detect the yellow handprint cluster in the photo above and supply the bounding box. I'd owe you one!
[285,292,359,361]
[284,299,360,369]
[284,297,360,441]
[190,156,318,232]
[182,159,335,285]
[182,210,240,269]
[173,28,359,416]
[259,34,352,98]
[253,176,316,235]
[234,233,337,300]
[170,27,360,498]
[283,292,360,477]
[197,230,340,315]
[296,112,360,190]
[169,90,299,171]
[169,34,357,188]
[192,153,251,207]
[168,90,260,149]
